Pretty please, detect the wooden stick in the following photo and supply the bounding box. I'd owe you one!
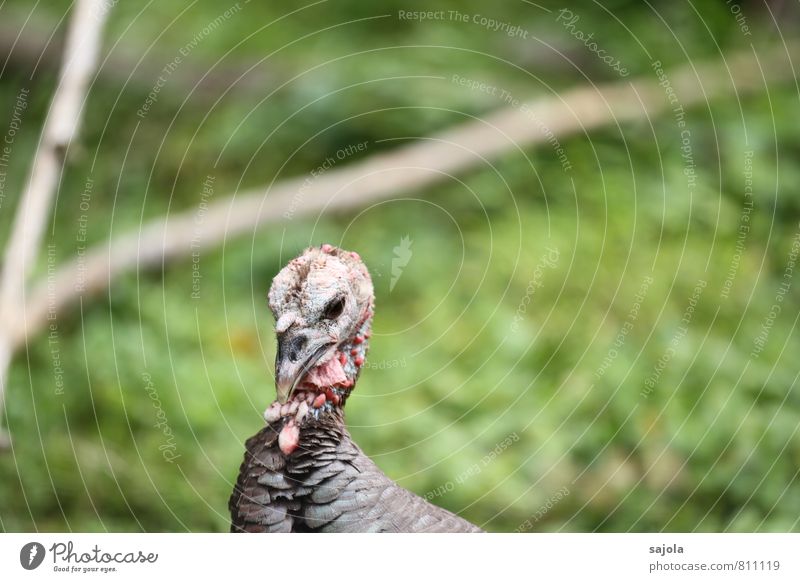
[7,42,800,362]
[0,0,112,444]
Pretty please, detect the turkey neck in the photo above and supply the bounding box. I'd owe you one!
[267,308,372,455]
[263,384,355,487]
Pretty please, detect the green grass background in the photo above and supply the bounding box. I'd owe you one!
[0,0,798,532]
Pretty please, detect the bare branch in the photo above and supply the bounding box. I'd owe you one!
[0,0,111,437]
[9,42,800,357]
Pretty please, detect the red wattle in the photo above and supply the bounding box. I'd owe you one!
[278,422,300,455]
[306,355,347,388]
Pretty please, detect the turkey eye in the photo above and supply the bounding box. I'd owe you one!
[323,296,345,319]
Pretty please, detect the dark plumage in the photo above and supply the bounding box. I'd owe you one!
[229,245,481,533]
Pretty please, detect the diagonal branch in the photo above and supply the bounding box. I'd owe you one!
[0,0,112,444]
[9,42,800,359]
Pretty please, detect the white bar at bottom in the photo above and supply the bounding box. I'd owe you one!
[0,533,797,581]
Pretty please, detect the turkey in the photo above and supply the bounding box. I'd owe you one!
[229,244,482,532]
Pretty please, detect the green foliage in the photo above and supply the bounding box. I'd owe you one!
[1,0,798,532]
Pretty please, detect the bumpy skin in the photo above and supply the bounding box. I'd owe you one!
[229,245,482,533]
[230,410,482,533]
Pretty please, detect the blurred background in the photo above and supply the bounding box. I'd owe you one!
[0,0,799,532]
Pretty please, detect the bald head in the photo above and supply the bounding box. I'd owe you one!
[267,245,374,404]
[269,245,372,328]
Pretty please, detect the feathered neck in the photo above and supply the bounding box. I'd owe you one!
[264,303,372,455]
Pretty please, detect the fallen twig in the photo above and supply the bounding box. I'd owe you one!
[0,0,112,444]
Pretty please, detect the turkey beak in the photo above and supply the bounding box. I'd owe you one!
[275,333,331,404]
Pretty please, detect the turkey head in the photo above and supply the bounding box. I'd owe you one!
[264,244,373,454]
